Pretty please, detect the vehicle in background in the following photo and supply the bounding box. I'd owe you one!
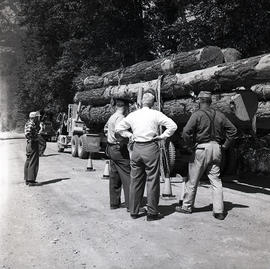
[56,102,104,159]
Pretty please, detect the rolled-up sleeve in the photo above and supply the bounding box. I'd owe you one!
[157,112,177,139]
[115,116,133,139]
[222,116,238,148]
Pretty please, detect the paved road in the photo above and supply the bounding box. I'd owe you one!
[0,139,269,269]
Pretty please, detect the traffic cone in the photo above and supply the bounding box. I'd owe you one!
[86,153,95,172]
[161,177,176,200]
[102,160,110,180]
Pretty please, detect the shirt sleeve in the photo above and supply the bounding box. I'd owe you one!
[115,115,133,139]
[222,115,238,148]
[182,113,198,145]
[157,112,177,139]
[104,120,109,137]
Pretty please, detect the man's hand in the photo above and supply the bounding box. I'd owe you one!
[152,135,163,141]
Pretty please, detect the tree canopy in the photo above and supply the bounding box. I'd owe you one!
[15,0,270,121]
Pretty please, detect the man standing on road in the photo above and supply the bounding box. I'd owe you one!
[115,91,177,221]
[24,111,41,186]
[175,91,237,220]
[104,98,131,211]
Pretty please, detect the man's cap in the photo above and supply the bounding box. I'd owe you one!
[198,91,212,99]
[29,111,41,118]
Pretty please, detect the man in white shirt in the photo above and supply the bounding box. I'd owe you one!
[115,91,177,221]
[104,98,130,210]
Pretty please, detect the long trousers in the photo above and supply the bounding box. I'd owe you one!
[182,141,224,213]
[24,140,39,182]
[107,144,131,209]
[130,141,160,215]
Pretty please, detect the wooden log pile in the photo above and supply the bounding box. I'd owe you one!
[76,47,270,174]
[83,46,224,90]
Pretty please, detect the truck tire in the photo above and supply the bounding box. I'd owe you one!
[57,142,64,152]
[78,135,89,159]
[71,135,79,157]
[167,141,176,172]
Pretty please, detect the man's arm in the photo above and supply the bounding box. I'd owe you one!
[115,116,133,139]
[182,113,198,145]
[222,116,238,149]
[104,121,109,137]
[157,112,177,139]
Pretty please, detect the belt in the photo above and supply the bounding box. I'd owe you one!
[107,142,120,146]
[135,141,155,144]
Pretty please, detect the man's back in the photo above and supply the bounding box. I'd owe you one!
[117,107,177,142]
[183,107,237,147]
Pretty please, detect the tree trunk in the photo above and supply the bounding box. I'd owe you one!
[75,54,270,106]
[82,46,224,90]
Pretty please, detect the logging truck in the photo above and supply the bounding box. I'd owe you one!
[56,103,105,159]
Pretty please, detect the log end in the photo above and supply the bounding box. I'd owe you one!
[199,46,224,68]
[222,48,242,63]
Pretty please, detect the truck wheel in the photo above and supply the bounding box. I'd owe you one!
[78,135,89,159]
[167,141,176,172]
[57,143,64,152]
[71,135,79,157]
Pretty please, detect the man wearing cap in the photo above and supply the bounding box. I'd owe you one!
[24,111,41,186]
[104,98,131,211]
[115,91,177,221]
[175,91,237,220]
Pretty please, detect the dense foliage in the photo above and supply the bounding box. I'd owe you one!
[15,0,270,121]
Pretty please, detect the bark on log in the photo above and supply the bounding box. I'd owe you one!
[222,48,242,63]
[75,54,270,106]
[83,46,224,90]
[80,95,270,130]
[251,83,270,101]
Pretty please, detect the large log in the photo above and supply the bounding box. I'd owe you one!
[83,46,224,90]
[80,95,270,130]
[75,54,270,106]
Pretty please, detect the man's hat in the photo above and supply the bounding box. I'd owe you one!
[29,111,41,118]
[198,91,212,99]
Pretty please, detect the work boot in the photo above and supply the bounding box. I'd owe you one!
[28,181,38,186]
[147,213,164,221]
[175,206,192,214]
[127,207,147,213]
[110,205,120,210]
[213,213,226,220]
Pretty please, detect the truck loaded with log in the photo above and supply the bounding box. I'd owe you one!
[71,46,270,175]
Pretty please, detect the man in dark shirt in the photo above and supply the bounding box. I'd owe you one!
[24,111,41,186]
[175,91,237,220]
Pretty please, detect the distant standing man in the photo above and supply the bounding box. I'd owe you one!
[116,91,177,221]
[104,98,131,210]
[24,111,41,186]
[175,91,237,220]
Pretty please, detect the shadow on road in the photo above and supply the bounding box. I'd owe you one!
[36,177,70,186]
[41,154,60,157]
[159,203,179,217]
[224,182,270,195]
[193,201,249,213]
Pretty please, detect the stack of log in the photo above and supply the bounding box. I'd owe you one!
[74,46,270,174]
[75,46,270,131]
